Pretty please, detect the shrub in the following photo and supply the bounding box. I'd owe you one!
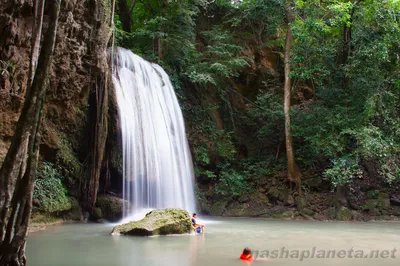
[323,156,362,189]
[33,162,71,213]
[215,169,251,198]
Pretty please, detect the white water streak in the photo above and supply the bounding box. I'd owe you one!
[112,48,196,220]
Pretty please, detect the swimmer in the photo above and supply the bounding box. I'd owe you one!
[240,247,253,261]
[240,248,269,262]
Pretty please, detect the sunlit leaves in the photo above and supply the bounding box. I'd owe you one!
[186,26,249,85]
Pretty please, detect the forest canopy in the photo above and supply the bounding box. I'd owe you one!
[114,0,400,193]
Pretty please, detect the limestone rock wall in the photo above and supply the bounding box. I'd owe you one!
[0,0,113,194]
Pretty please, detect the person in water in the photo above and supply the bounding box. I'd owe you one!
[191,213,205,232]
[240,248,269,262]
[240,247,253,261]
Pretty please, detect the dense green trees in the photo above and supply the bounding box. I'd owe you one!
[291,0,400,185]
[114,0,400,196]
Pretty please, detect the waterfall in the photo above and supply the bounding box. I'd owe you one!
[112,48,196,220]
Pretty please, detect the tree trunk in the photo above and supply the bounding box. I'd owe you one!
[117,0,134,32]
[283,0,301,191]
[27,0,45,87]
[155,0,168,60]
[0,1,61,265]
[79,0,114,215]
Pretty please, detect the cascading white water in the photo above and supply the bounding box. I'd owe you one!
[111,48,196,220]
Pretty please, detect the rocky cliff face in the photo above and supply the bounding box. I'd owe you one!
[0,0,113,197]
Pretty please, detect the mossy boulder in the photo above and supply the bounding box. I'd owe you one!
[111,208,192,236]
[63,197,83,221]
[92,208,103,220]
[378,192,390,210]
[284,194,295,206]
[324,207,336,220]
[223,201,269,217]
[295,196,307,210]
[336,206,353,221]
[267,187,281,203]
[365,199,379,214]
[263,210,295,219]
[392,206,400,216]
[223,202,248,216]
[300,208,315,217]
[95,195,124,222]
[209,200,228,216]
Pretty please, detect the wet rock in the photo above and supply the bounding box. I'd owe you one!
[82,212,90,223]
[263,211,295,219]
[111,208,192,236]
[378,192,390,210]
[95,195,124,222]
[198,200,212,215]
[267,187,280,204]
[223,201,269,217]
[223,203,248,216]
[336,207,353,221]
[365,199,377,211]
[210,200,228,216]
[390,197,400,206]
[324,207,336,220]
[302,176,322,189]
[312,213,326,221]
[351,210,363,221]
[300,208,315,217]
[258,192,268,201]
[295,196,306,210]
[392,206,400,216]
[63,197,83,221]
[92,207,103,220]
[284,195,295,206]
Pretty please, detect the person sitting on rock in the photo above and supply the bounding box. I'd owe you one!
[191,213,205,233]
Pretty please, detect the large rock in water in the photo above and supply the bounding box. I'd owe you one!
[111,208,192,236]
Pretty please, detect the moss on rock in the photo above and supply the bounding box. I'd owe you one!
[111,208,192,236]
[95,195,124,222]
[209,200,228,216]
[336,206,353,221]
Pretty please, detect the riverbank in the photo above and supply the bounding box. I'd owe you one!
[196,166,400,222]
[29,213,75,233]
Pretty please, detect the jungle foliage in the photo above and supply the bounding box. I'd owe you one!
[114,0,400,195]
[33,162,71,213]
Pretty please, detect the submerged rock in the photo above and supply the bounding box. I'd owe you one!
[111,208,192,236]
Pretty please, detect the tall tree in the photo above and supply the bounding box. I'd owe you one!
[0,1,61,265]
[283,0,301,190]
